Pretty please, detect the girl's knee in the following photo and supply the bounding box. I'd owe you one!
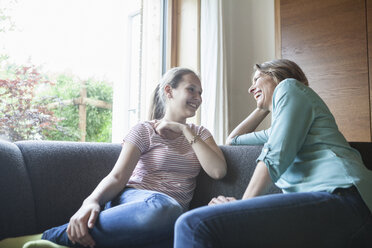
[147,193,183,216]
[143,193,183,228]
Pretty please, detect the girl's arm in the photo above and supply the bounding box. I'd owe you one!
[67,142,141,248]
[226,108,270,145]
[183,126,227,179]
[155,121,227,179]
[84,142,141,205]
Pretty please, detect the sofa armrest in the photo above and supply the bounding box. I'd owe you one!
[15,141,122,234]
[0,140,37,239]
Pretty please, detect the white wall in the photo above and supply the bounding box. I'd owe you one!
[222,0,275,132]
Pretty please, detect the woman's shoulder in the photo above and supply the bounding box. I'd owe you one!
[276,78,306,93]
[274,78,314,101]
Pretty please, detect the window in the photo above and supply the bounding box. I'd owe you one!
[112,0,164,142]
[0,0,164,142]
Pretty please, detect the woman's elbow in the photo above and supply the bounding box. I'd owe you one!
[226,134,239,145]
[225,137,233,145]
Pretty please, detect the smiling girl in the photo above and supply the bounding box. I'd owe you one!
[39,67,227,248]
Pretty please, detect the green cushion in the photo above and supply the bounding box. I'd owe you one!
[0,234,69,248]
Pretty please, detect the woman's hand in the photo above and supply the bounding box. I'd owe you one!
[208,195,237,206]
[154,120,186,139]
[66,201,101,248]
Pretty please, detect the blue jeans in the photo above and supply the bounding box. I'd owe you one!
[174,186,372,248]
[42,188,183,248]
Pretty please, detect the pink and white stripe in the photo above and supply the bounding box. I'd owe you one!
[124,121,212,209]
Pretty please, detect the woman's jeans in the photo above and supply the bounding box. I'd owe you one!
[42,188,183,248]
[174,186,372,248]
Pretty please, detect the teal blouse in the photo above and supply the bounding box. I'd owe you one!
[232,79,372,212]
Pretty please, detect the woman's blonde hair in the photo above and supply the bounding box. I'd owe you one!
[254,59,309,86]
[149,67,197,120]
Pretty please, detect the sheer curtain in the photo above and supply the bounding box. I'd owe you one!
[200,0,228,145]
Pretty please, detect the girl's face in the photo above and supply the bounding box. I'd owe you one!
[249,70,277,111]
[166,73,202,120]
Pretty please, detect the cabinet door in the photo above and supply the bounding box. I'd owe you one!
[280,0,370,141]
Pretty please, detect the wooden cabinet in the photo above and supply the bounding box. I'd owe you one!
[277,0,371,141]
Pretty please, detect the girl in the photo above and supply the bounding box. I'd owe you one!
[41,67,227,248]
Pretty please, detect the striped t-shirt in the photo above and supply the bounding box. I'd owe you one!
[124,121,212,210]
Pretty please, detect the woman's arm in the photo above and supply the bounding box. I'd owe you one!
[155,121,227,179]
[66,142,141,247]
[241,161,273,199]
[258,81,314,182]
[226,108,270,145]
[208,161,272,206]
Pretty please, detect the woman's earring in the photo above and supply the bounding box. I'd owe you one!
[167,93,171,98]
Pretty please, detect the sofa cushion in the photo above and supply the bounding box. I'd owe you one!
[15,141,121,233]
[0,140,37,239]
[190,145,281,209]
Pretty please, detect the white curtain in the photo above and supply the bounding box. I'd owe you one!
[200,0,228,145]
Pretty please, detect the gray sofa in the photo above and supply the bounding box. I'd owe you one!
[1,140,371,241]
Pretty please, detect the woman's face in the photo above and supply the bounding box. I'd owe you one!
[167,73,202,119]
[249,70,277,111]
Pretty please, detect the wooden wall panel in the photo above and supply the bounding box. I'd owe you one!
[368,0,372,139]
[280,0,371,141]
[275,0,281,58]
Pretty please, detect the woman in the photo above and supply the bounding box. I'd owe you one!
[39,67,227,248]
[174,59,372,247]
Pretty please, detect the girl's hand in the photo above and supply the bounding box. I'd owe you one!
[208,196,237,206]
[66,201,101,248]
[154,120,186,140]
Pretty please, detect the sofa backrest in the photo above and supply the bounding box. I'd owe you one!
[349,142,372,170]
[190,145,281,209]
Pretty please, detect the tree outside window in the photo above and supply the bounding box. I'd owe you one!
[0,0,164,142]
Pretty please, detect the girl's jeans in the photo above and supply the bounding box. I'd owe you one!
[42,188,183,248]
[174,186,372,248]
